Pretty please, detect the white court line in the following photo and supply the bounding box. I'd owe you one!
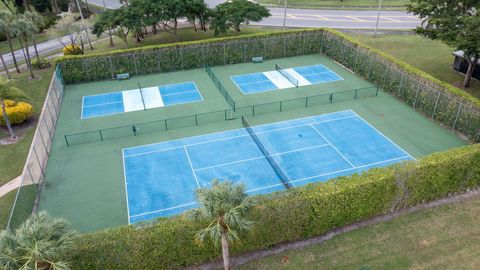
[161,89,199,97]
[130,202,197,219]
[122,149,132,225]
[82,100,123,108]
[184,147,201,188]
[123,115,357,158]
[347,110,416,160]
[291,155,411,184]
[234,79,273,87]
[194,144,330,172]
[310,124,356,168]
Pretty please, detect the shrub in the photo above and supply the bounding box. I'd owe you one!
[70,144,480,269]
[31,58,51,69]
[63,44,82,56]
[0,100,34,126]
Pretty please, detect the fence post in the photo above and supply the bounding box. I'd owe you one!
[109,56,114,79]
[180,47,184,70]
[283,36,287,57]
[223,43,227,65]
[330,93,333,103]
[264,39,267,58]
[354,89,358,99]
[452,102,462,130]
[382,64,389,87]
[243,42,247,63]
[201,44,206,66]
[33,147,45,178]
[64,135,69,147]
[431,92,441,119]
[320,31,325,54]
[156,50,162,73]
[99,130,104,141]
[353,48,360,72]
[132,53,138,75]
[413,80,422,108]
[396,72,404,97]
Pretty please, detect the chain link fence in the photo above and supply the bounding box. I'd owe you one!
[6,66,64,230]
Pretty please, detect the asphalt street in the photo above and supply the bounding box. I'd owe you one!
[1,0,421,66]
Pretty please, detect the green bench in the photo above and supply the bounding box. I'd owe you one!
[252,57,263,63]
[116,73,130,80]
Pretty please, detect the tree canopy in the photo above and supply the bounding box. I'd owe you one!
[211,0,270,36]
[408,0,480,87]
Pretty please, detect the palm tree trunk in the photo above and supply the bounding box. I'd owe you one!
[0,54,11,79]
[1,100,15,139]
[221,231,230,270]
[32,37,41,63]
[18,37,29,65]
[108,29,114,47]
[24,37,35,79]
[7,34,20,73]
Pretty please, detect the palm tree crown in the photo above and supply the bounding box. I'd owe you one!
[0,212,78,270]
[189,179,256,270]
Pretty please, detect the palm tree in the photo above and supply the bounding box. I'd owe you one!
[0,211,78,270]
[22,11,45,64]
[0,11,21,73]
[13,17,38,79]
[188,180,256,270]
[0,77,29,139]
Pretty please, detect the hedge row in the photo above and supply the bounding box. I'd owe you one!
[55,29,324,84]
[70,144,480,269]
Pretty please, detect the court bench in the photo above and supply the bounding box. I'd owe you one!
[116,73,130,80]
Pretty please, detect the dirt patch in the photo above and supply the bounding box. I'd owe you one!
[0,117,38,145]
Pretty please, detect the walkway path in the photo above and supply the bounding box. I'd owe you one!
[0,176,23,197]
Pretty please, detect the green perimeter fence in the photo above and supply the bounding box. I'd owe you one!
[6,66,65,230]
[64,86,379,147]
[56,29,480,142]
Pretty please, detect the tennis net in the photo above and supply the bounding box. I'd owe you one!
[242,116,293,189]
[275,64,299,87]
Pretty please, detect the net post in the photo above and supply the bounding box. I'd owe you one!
[329,93,333,103]
[99,130,104,141]
[64,135,69,148]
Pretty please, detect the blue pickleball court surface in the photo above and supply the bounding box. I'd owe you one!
[81,82,203,119]
[123,110,414,224]
[231,64,344,95]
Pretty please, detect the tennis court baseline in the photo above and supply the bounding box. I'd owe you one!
[231,64,343,95]
[122,110,413,224]
[81,82,203,119]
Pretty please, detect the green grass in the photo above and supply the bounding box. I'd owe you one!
[237,194,480,269]
[347,32,480,99]
[0,185,36,230]
[86,27,273,55]
[257,0,409,10]
[0,66,54,186]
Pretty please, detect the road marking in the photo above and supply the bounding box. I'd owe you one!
[314,15,329,20]
[381,16,401,22]
[346,16,366,22]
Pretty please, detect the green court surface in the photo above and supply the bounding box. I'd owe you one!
[39,55,467,232]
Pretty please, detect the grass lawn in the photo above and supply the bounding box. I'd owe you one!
[237,194,480,269]
[0,66,54,187]
[347,32,480,99]
[85,27,273,55]
[257,0,409,10]
[0,186,36,230]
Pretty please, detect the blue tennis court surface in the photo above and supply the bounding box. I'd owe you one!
[123,110,413,224]
[81,82,202,119]
[231,64,343,95]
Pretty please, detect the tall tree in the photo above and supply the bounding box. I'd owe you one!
[408,0,480,88]
[211,0,270,36]
[0,11,21,73]
[185,0,209,32]
[22,11,45,64]
[13,16,37,78]
[0,77,29,139]
[0,211,78,270]
[154,0,189,42]
[188,180,256,270]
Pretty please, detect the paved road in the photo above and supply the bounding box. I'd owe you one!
[1,0,420,66]
[1,35,71,67]
[88,0,420,29]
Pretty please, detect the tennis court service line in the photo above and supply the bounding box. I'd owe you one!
[309,124,356,168]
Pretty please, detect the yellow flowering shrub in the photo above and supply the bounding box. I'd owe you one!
[63,44,82,55]
[1,100,34,126]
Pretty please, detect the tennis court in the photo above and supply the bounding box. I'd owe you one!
[230,64,343,95]
[123,110,413,224]
[82,82,203,118]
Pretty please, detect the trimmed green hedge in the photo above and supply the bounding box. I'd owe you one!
[55,29,323,84]
[71,144,480,269]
